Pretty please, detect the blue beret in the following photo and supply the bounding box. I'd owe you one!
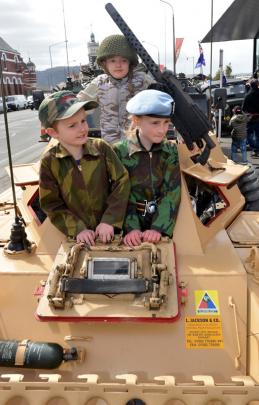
[126,89,174,117]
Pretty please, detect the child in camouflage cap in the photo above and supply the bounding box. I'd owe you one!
[113,89,181,247]
[77,34,155,144]
[38,90,130,245]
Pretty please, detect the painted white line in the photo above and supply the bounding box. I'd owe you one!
[0,132,17,139]
[0,144,43,165]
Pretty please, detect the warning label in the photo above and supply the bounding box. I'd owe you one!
[185,316,224,349]
[195,290,220,315]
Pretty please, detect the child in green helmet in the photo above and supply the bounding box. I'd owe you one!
[77,34,155,144]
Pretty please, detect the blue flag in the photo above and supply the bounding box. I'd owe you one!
[195,42,205,69]
[222,74,227,86]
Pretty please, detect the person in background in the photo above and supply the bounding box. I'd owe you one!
[242,79,259,157]
[77,34,155,144]
[229,105,248,164]
[253,69,259,79]
[113,89,181,247]
[38,91,130,245]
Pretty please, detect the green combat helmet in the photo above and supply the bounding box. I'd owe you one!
[96,34,138,67]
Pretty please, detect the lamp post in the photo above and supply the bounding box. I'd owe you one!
[218,49,224,142]
[49,41,66,89]
[187,56,195,76]
[142,41,160,66]
[160,0,176,75]
[61,0,70,78]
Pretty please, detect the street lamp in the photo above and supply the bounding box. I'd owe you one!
[49,41,66,89]
[142,41,160,66]
[160,0,176,75]
[61,0,70,78]
[187,56,195,76]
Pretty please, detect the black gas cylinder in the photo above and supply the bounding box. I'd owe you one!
[0,340,78,369]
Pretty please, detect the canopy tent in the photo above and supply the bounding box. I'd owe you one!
[201,0,259,72]
[202,0,259,42]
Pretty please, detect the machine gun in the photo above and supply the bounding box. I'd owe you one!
[105,3,215,165]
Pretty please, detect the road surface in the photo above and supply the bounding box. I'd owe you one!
[0,109,46,193]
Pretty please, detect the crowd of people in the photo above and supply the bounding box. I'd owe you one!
[38,34,181,247]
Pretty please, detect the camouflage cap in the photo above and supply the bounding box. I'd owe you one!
[38,90,98,128]
[96,35,138,67]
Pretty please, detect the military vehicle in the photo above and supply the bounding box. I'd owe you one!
[206,79,247,135]
[1,3,259,405]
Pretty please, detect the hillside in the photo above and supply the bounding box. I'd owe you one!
[36,66,80,90]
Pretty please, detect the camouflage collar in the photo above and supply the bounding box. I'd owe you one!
[109,75,129,86]
[127,132,172,157]
[54,139,100,158]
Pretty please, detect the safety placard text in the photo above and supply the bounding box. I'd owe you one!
[185,316,224,349]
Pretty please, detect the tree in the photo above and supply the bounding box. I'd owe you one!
[213,69,220,80]
[213,63,233,81]
[225,63,233,78]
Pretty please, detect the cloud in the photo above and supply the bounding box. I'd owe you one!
[0,0,254,75]
[0,0,65,67]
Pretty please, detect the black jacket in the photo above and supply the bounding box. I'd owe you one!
[242,88,259,114]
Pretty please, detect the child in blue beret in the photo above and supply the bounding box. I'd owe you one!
[113,89,181,246]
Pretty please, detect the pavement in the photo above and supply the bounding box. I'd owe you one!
[219,135,259,172]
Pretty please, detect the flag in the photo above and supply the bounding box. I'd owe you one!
[159,64,165,72]
[222,74,227,86]
[175,38,184,62]
[195,42,205,69]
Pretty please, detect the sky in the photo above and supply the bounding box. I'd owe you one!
[0,0,254,77]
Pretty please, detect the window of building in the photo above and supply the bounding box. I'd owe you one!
[18,78,23,94]
[6,77,11,94]
[1,53,7,70]
[13,77,18,94]
[14,55,22,72]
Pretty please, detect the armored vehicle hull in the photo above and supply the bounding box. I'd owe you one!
[1,2,259,402]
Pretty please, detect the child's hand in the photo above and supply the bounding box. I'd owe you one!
[76,229,96,245]
[124,230,143,247]
[95,223,114,243]
[142,229,161,244]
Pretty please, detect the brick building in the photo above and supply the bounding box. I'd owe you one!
[87,32,99,69]
[22,58,37,95]
[0,37,37,97]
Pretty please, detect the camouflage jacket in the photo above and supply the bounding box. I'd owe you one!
[229,113,248,140]
[77,68,155,144]
[39,138,130,237]
[113,133,181,237]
